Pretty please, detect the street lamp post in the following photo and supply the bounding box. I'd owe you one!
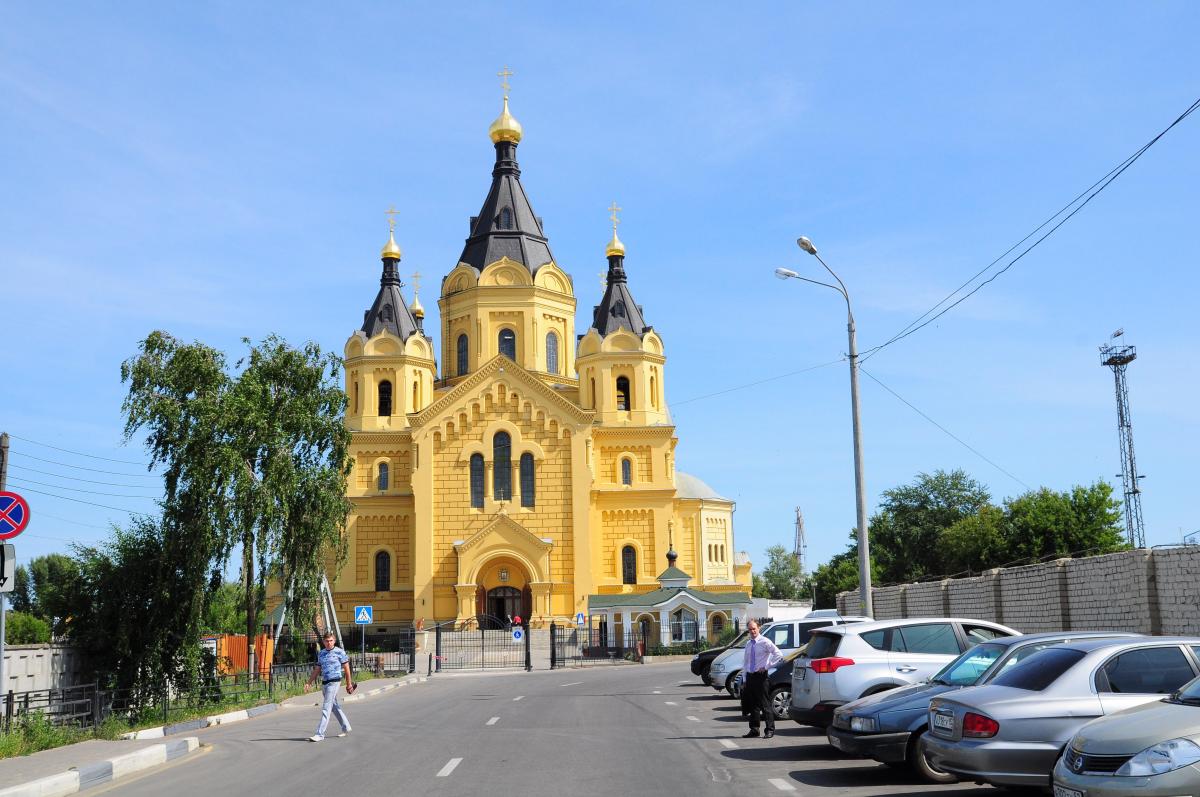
[775,236,873,617]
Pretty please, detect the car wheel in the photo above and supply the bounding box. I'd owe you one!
[910,731,957,784]
[769,685,790,719]
[726,672,742,699]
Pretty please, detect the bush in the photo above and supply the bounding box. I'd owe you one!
[4,611,51,644]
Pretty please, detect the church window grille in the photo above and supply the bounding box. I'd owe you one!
[671,607,697,642]
[711,614,725,636]
[499,207,513,230]
[469,454,484,508]
[545,331,559,374]
[375,551,391,592]
[493,432,512,501]
[378,380,393,416]
[377,462,389,491]
[456,334,469,376]
[616,376,631,411]
[498,329,516,360]
[621,546,637,585]
[520,453,535,507]
[621,458,632,486]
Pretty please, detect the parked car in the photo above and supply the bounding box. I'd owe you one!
[1053,671,1200,796]
[765,648,809,719]
[709,616,870,698]
[691,629,750,685]
[827,631,1139,783]
[923,636,1200,790]
[789,617,1019,728]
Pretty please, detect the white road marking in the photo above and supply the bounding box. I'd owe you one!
[686,715,701,722]
[768,778,796,792]
[437,758,462,777]
[652,690,661,694]
[560,682,582,687]
[719,739,738,749]
[512,695,525,701]
[664,701,677,706]
[486,716,499,725]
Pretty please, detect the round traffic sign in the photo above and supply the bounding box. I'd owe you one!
[0,492,30,540]
[512,628,524,641]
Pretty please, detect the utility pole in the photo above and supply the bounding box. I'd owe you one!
[1,432,10,693]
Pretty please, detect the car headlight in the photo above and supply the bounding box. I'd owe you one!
[1115,738,1200,776]
[850,716,878,733]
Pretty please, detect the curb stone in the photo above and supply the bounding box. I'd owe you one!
[0,738,201,797]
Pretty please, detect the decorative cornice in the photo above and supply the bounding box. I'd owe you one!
[591,426,676,438]
[351,432,414,445]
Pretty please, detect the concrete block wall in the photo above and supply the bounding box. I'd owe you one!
[947,572,999,623]
[997,560,1068,632]
[1065,550,1156,634]
[905,581,947,618]
[872,586,904,620]
[2,645,89,694]
[1153,547,1200,635]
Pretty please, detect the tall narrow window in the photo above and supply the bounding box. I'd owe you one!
[499,207,513,229]
[621,545,637,585]
[374,551,391,592]
[519,453,535,507]
[493,431,512,500]
[469,453,485,508]
[412,379,419,411]
[589,377,596,408]
[616,376,631,411]
[650,375,657,408]
[498,329,516,360]
[377,462,389,491]
[378,380,392,416]
[545,331,559,375]
[621,458,633,486]
[353,381,359,414]
[456,334,469,376]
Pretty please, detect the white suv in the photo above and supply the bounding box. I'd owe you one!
[708,616,871,698]
[789,617,1019,728]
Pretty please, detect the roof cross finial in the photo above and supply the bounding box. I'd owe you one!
[608,201,622,234]
[410,270,422,295]
[498,65,514,99]
[598,271,607,290]
[385,206,400,233]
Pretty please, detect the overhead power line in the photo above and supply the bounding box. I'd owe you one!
[3,482,151,515]
[10,451,160,479]
[858,366,1030,490]
[7,462,162,489]
[7,433,150,466]
[6,475,161,500]
[672,358,845,408]
[861,94,1200,363]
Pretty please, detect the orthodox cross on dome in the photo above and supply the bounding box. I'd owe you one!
[385,206,400,232]
[608,201,622,234]
[497,65,514,99]
[410,270,422,294]
[598,272,607,290]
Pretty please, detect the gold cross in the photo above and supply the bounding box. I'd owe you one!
[410,270,422,295]
[385,206,400,233]
[498,65,514,98]
[608,201,622,233]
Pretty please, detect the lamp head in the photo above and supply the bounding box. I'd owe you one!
[797,236,817,255]
[774,267,799,280]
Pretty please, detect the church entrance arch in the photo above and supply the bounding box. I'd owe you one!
[487,586,521,625]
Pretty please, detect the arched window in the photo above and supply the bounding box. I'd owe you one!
[374,551,391,592]
[353,381,360,414]
[621,545,637,585]
[711,613,725,636]
[412,379,419,411]
[498,329,516,360]
[378,380,392,416]
[469,453,484,508]
[650,375,657,408]
[620,458,633,486]
[377,462,389,491]
[545,331,559,374]
[519,453,535,507]
[616,376,631,411]
[493,431,512,500]
[589,377,596,408]
[499,207,513,229]
[456,334,469,376]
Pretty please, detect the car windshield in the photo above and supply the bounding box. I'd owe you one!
[932,643,1007,686]
[729,630,750,648]
[989,647,1086,691]
[1172,674,1200,704]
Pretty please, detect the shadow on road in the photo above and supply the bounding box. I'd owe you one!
[249,737,315,743]
[787,767,995,795]
[721,744,859,763]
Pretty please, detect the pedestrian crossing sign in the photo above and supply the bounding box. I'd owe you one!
[575,612,586,625]
[512,628,524,641]
[354,605,373,625]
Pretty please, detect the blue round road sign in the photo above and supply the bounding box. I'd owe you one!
[512,628,524,641]
[0,492,30,540]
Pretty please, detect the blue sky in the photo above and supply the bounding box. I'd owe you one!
[2,3,1197,579]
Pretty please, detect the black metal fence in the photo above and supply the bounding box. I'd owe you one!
[273,628,418,676]
[550,621,643,668]
[434,621,531,671]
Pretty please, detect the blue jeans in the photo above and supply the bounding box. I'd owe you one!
[315,682,350,738]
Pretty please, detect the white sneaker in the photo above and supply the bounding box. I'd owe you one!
[337,729,351,737]
[308,735,323,742]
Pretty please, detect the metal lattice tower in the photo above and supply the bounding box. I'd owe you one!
[793,506,807,576]
[1100,332,1146,549]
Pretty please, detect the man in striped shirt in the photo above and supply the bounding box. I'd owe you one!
[741,620,783,738]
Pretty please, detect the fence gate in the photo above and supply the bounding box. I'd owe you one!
[435,623,531,671]
[550,621,640,668]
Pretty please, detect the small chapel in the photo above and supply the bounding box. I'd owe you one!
[329,79,753,641]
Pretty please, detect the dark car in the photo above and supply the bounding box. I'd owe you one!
[766,648,807,719]
[826,631,1138,783]
[691,629,749,685]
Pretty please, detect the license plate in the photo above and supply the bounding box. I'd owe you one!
[828,732,845,751]
[796,666,806,681]
[932,712,954,731]
[1052,785,1082,797]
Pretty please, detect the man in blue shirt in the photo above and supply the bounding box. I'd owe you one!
[306,631,355,742]
[741,620,783,739]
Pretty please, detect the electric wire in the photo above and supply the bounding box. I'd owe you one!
[7,462,162,489]
[858,365,1030,490]
[21,510,112,531]
[6,432,149,466]
[672,358,845,407]
[5,475,161,500]
[859,95,1200,363]
[9,451,160,479]
[1,483,151,515]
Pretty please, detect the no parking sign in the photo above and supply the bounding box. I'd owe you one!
[0,492,30,540]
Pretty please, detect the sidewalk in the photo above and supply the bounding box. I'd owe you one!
[0,674,425,796]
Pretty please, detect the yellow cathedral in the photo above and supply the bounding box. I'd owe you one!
[329,88,753,641]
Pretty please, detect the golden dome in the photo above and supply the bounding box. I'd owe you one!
[606,229,625,258]
[410,294,425,318]
[381,229,402,260]
[488,97,523,144]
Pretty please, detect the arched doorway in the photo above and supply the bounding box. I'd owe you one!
[486,586,521,625]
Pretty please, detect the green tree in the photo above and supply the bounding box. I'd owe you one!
[4,611,51,644]
[17,554,78,635]
[201,581,262,634]
[1001,482,1125,562]
[757,544,804,599]
[751,573,768,598]
[941,505,1008,575]
[869,469,992,583]
[811,549,861,609]
[10,565,32,613]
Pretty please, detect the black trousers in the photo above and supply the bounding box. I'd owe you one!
[744,671,774,732]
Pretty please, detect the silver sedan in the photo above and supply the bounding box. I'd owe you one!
[921,637,1200,789]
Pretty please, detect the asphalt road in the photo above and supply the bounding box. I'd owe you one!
[96,663,1000,797]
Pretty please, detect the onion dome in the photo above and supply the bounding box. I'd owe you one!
[488,96,523,144]
[381,228,402,261]
[410,293,424,319]
[605,228,626,258]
